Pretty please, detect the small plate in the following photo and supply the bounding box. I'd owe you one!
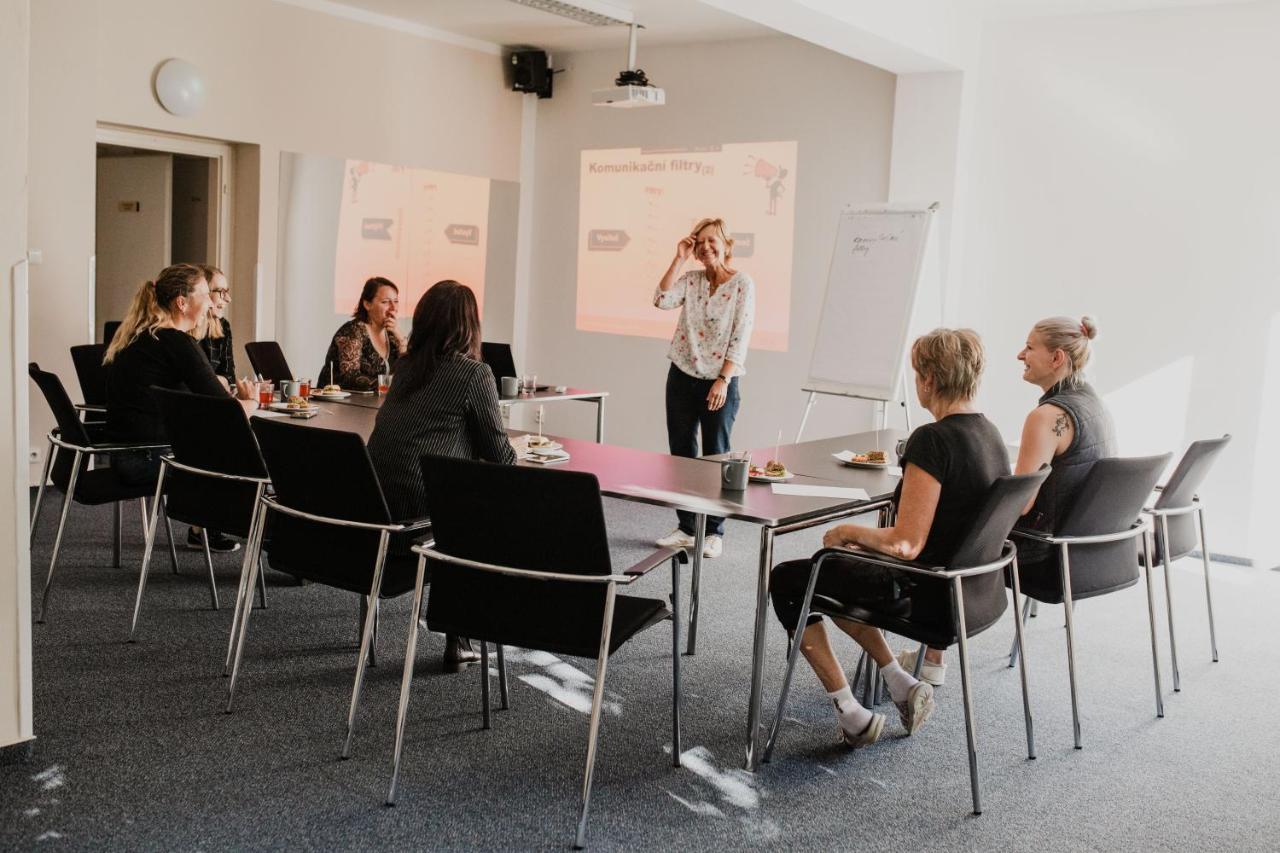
[269,402,319,413]
[529,443,565,455]
[833,451,890,469]
[309,390,350,399]
[749,470,795,483]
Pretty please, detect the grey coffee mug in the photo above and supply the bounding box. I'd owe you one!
[721,459,749,491]
[500,376,519,397]
[280,379,302,398]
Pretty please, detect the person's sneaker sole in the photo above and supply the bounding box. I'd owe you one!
[838,713,886,749]
[895,682,936,735]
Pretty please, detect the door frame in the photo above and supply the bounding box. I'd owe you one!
[93,124,235,341]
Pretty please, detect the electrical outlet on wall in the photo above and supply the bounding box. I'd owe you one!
[30,447,42,464]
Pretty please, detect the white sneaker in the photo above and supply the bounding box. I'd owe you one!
[702,535,723,559]
[656,528,696,549]
[897,648,947,687]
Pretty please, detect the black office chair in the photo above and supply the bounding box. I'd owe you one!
[243,341,293,383]
[69,343,109,427]
[387,456,686,849]
[1009,453,1172,748]
[480,341,517,392]
[228,418,430,757]
[763,468,1050,817]
[128,388,271,643]
[103,320,122,346]
[1142,435,1231,689]
[28,363,177,622]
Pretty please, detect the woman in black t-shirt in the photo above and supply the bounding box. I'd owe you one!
[104,264,255,486]
[769,329,1010,750]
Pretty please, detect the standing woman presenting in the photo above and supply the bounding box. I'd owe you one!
[653,217,755,559]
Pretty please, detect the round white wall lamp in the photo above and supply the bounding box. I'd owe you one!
[153,59,207,117]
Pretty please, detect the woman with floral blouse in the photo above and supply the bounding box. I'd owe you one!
[319,277,404,391]
[652,217,756,559]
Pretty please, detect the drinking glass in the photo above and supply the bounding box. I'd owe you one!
[256,381,274,410]
[520,374,537,394]
[378,373,392,395]
[298,378,311,400]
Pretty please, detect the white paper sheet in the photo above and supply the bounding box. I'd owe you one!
[771,484,870,500]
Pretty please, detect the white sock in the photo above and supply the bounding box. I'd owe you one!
[828,685,873,734]
[881,660,919,704]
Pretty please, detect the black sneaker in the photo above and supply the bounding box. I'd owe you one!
[187,527,242,553]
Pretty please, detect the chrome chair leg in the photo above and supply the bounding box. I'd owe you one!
[481,640,492,730]
[497,644,509,711]
[226,506,269,713]
[1059,544,1082,749]
[129,468,169,641]
[1009,556,1036,760]
[1141,530,1165,718]
[113,499,123,568]
[574,583,617,850]
[763,557,822,764]
[257,551,269,607]
[342,530,390,759]
[138,497,148,541]
[200,529,220,610]
[1159,516,1181,692]
[225,492,265,676]
[686,514,705,656]
[163,498,180,574]
[911,642,926,679]
[671,554,682,766]
[851,650,865,695]
[38,450,82,624]
[951,577,982,815]
[870,659,882,706]
[29,440,55,540]
[1197,508,1219,663]
[387,554,429,806]
[1008,596,1034,668]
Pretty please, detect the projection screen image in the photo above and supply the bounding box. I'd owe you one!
[335,159,490,315]
[576,141,797,351]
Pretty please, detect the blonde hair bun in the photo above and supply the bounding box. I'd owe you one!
[1080,315,1098,340]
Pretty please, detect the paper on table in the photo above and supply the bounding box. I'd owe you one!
[250,410,290,419]
[771,483,870,500]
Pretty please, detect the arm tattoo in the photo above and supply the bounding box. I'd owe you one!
[1051,412,1070,438]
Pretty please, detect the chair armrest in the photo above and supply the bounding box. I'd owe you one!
[623,546,686,577]
[397,517,433,534]
[1013,521,1147,546]
[75,403,107,413]
[811,543,1016,581]
[89,442,172,453]
[1010,526,1053,543]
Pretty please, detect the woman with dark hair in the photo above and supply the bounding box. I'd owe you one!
[367,280,520,671]
[318,276,403,391]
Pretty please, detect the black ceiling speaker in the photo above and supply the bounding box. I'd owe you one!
[510,49,552,99]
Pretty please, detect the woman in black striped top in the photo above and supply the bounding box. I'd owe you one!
[367,280,518,670]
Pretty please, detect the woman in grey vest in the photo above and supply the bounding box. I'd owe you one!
[899,315,1115,687]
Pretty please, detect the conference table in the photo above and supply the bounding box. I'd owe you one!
[259,398,903,770]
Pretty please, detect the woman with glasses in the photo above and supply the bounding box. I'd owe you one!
[196,263,236,389]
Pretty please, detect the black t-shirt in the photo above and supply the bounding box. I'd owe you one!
[106,327,228,443]
[893,413,1010,566]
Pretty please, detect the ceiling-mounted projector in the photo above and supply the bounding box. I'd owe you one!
[593,24,665,109]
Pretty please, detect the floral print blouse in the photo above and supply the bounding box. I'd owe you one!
[319,319,403,391]
[653,269,755,380]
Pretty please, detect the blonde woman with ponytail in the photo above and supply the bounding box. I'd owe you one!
[104,264,255,488]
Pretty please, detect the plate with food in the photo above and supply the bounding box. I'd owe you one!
[749,460,794,483]
[524,435,562,452]
[269,397,319,413]
[833,450,891,469]
[309,385,350,399]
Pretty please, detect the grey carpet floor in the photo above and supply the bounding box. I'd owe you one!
[3,492,1277,851]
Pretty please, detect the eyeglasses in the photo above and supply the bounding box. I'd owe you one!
[211,288,231,299]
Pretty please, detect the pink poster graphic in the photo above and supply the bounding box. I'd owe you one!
[576,142,797,351]
[335,159,490,316]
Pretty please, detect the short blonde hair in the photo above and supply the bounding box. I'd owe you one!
[911,328,985,403]
[1032,315,1097,382]
[689,217,734,261]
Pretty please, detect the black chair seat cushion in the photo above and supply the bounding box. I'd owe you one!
[164,471,261,538]
[1013,541,1140,604]
[264,516,421,598]
[1140,514,1197,565]
[813,572,1008,649]
[72,466,157,505]
[427,584,669,660]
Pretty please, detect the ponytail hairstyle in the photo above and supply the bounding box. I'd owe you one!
[1032,315,1098,386]
[392,280,481,396]
[104,263,207,363]
[196,263,227,341]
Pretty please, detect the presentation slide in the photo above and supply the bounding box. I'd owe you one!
[576,141,797,351]
[334,159,490,316]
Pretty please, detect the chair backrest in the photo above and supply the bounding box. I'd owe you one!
[103,320,121,346]
[69,343,109,407]
[244,341,293,383]
[481,342,517,390]
[1150,435,1230,559]
[250,417,395,592]
[28,363,94,492]
[154,387,268,535]
[421,455,617,657]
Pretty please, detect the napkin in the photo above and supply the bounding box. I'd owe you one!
[771,483,870,500]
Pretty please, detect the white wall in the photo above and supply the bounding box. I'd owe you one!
[27,0,524,480]
[1,0,33,750]
[526,36,897,451]
[958,3,1280,563]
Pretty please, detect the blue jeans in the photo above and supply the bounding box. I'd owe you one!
[665,363,740,537]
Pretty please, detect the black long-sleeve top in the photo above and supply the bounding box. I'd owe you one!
[106,328,227,444]
[367,354,515,520]
[198,317,236,385]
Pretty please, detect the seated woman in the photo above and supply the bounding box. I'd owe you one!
[770,329,1009,748]
[104,264,255,491]
[367,279,520,671]
[195,263,236,389]
[319,276,403,391]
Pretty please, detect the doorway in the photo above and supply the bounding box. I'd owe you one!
[93,126,234,343]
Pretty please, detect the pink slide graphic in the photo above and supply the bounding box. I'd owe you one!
[335,159,490,316]
[576,141,797,351]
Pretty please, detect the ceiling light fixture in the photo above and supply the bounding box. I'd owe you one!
[505,0,633,27]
